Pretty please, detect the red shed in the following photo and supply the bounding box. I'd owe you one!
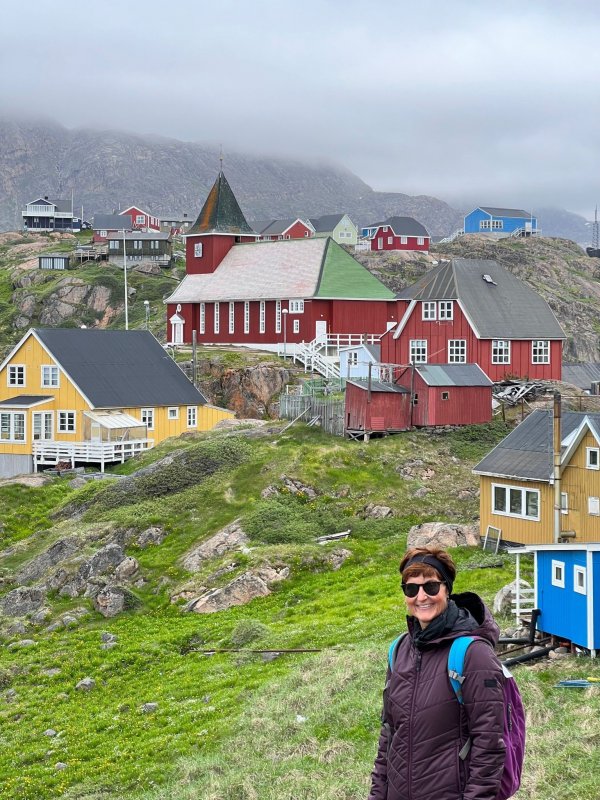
[344,379,411,440]
[397,364,493,427]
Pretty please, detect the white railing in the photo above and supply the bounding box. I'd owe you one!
[33,438,154,472]
[277,333,381,378]
[510,226,541,238]
[439,229,465,244]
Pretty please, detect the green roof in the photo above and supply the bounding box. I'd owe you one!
[315,239,394,300]
[187,171,254,236]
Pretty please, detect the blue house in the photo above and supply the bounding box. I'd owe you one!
[508,543,600,657]
[463,207,538,237]
[339,342,381,380]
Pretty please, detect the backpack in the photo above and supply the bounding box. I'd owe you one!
[387,633,525,800]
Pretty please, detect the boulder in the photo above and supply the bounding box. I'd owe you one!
[86,285,111,312]
[0,586,46,617]
[281,475,318,500]
[93,585,137,618]
[136,526,166,548]
[87,543,126,576]
[493,580,531,615]
[182,520,248,572]
[185,566,288,614]
[16,538,79,584]
[328,549,351,571]
[407,522,480,549]
[75,677,95,691]
[115,557,139,581]
[364,503,393,519]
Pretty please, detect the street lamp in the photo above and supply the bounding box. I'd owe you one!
[282,308,289,358]
[143,300,150,330]
[122,227,129,330]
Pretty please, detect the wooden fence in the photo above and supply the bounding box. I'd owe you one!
[278,394,345,437]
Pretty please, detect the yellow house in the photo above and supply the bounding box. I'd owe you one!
[473,409,600,545]
[0,328,234,477]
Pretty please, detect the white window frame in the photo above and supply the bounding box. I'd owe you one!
[168,407,179,420]
[199,303,205,334]
[588,496,600,516]
[480,219,491,230]
[259,300,265,334]
[136,214,145,225]
[492,220,503,230]
[448,339,466,363]
[438,301,453,320]
[551,559,565,588]
[491,482,540,521]
[7,365,25,387]
[58,411,76,434]
[187,406,197,428]
[41,365,60,388]
[275,300,281,334]
[293,319,300,334]
[0,411,26,442]
[422,302,436,321]
[141,408,155,431]
[244,301,250,334]
[532,340,550,364]
[574,565,587,595]
[229,301,235,334]
[32,411,53,441]
[109,239,119,250]
[400,236,408,245]
[409,339,427,364]
[214,302,220,334]
[417,237,424,245]
[586,447,600,470]
[100,229,108,237]
[377,237,383,249]
[289,300,304,314]
[349,351,359,366]
[194,242,203,258]
[133,240,142,250]
[387,236,393,245]
[560,492,569,514]
[492,340,511,364]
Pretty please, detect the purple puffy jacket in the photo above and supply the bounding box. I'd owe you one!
[369,592,506,800]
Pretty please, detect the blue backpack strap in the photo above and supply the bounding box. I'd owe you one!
[448,635,476,705]
[387,632,407,671]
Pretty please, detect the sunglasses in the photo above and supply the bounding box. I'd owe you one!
[401,581,445,598]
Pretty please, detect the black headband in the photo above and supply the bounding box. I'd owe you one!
[402,555,454,592]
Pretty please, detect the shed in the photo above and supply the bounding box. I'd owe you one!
[397,364,493,427]
[344,379,410,439]
[339,342,381,380]
[38,253,70,270]
[508,543,600,657]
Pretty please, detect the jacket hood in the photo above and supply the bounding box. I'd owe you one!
[407,591,499,649]
[452,591,500,646]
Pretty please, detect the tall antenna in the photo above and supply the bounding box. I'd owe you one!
[219,144,224,172]
[594,206,599,251]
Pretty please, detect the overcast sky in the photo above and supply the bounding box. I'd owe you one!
[2,0,599,217]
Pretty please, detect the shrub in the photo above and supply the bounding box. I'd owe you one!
[230,619,270,647]
[243,496,341,545]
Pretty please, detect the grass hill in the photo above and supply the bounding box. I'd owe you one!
[1,422,599,800]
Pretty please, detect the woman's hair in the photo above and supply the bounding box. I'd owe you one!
[399,546,457,587]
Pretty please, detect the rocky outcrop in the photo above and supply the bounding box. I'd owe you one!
[186,566,289,614]
[16,539,79,584]
[182,520,248,572]
[407,522,480,549]
[93,585,138,618]
[199,364,292,417]
[0,587,46,617]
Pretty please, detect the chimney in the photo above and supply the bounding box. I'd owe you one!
[44,195,49,200]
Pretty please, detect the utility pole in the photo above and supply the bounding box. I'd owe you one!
[123,228,129,330]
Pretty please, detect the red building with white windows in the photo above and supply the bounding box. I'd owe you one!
[361,216,430,253]
[381,259,565,381]
[120,206,160,232]
[165,172,397,347]
[251,218,315,241]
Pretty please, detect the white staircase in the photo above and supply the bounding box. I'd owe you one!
[439,228,464,244]
[278,333,380,379]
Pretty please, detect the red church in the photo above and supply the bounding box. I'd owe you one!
[165,172,397,348]
[381,258,565,382]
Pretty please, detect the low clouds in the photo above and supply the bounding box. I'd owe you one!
[1,0,599,217]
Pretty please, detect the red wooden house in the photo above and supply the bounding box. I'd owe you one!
[165,172,397,347]
[381,258,565,382]
[361,216,430,253]
[120,206,160,232]
[344,379,411,439]
[251,218,315,241]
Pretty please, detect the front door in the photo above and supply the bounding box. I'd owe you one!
[315,320,327,342]
[32,412,53,440]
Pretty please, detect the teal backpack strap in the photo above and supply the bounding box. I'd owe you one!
[387,632,408,671]
[448,635,476,705]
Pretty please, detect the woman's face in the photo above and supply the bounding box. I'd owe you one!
[404,572,449,629]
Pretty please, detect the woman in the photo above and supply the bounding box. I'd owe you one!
[368,546,506,800]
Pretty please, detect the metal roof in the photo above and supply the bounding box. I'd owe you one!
[415,364,492,387]
[84,411,146,429]
[0,395,52,407]
[562,363,600,390]
[365,216,430,238]
[106,231,170,241]
[309,214,346,232]
[258,218,313,236]
[347,379,409,394]
[93,214,130,230]
[33,329,207,408]
[397,259,565,339]
[473,409,600,480]
[249,220,275,235]
[186,171,254,236]
[478,207,534,218]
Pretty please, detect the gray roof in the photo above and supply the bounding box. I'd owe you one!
[397,259,565,340]
[416,364,492,387]
[0,395,52,407]
[106,231,170,241]
[258,218,312,236]
[249,220,275,235]
[34,329,207,408]
[473,409,600,480]
[347,379,409,394]
[309,214,346,232]
[366,216,430,238]
[478,207,534,219]
[93,214,130,230]
[28,197,73,213]
[562,363,600,391]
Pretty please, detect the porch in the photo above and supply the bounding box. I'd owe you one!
[33,438,154,472]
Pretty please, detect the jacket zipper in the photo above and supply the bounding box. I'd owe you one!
[407,648,422,800]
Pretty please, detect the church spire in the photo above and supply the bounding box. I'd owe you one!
[187,171,253,236]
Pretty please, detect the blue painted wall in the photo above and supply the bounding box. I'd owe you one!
[594,555,600,648]
[339,345,381,380]
[537,550,590,648]
[463,208,538,234]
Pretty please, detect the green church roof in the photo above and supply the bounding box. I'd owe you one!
[315,239,395,300]
[187,171,255,236]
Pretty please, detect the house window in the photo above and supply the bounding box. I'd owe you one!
[492,220,503,230]
[293,319,300,334]
[109,239,119,250]
[187,406,197,428]
[100,229,108,237]
[229,302,235,334]
[133,240,142,250]
[574,565,587,595]
[492,483,540,520]
[387,236,393,245]
[349,351,359,366]
[400,236,408,245]
[441,391,449,400]
[480,219,491,230]
[383,226,388,233]
[41,365,59,388]
[259,300,265,334]
[422,302,436,321]
[438,301,453,320]
[492,340,511,364]
[141,408,154,430]
[561,492,569,514]
[413,393,419,406]
[168,407,179,420]
[448,339,466,363]
[0,412,25,442]
[304,230,309,237]
[551,560,565,588]
[586,448,599,470]
[214,303,220,334]
[588,496,600,516]
[417,237,424,245]
[275,300,281,334]
[285,234,290,240]
[377,238,383,248]
[199,303,205,334]
[8,365,25,387]
[289,300,304,313]
[410,340,427,364]
[58,411,76,433]
[244,301,250,334]
[532,340,550,364]
[194,242,203,258]
[136,214,145,224]
[150,240,159,250]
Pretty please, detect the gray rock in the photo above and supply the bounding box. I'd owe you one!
[6,620,28,635]
[8,638,36,649]
[101,642,117,650]
[187,566,289,614]
[407,522,480,549]
[55,763,68,771]
[115,557,138,581]
[44,729,57,737]
[5,689,17,702]
[100,631,117,643]
[31,607,52,625]
[260,485,279,499]
[45,622,64,633]
[88,543,126,577]
[364,503,393,519]
[60,615,78,627]
[280,475,318,500]
[17,539,79,585]
[493,580,531,615]
[136,526,166,548]
[413,487,432,498]
[75,677,95,691]
[261,651,281,662]
[0,586,46,617]
[70,476,87,489]
[41,668,61,677]
[141,702,158,713]
[182,520,248,572]
[93,585,137,618]
[58,573,87,598]
[328,549,351,571]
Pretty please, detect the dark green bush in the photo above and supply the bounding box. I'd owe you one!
[230,619,270,646]
[244,496,341,545]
